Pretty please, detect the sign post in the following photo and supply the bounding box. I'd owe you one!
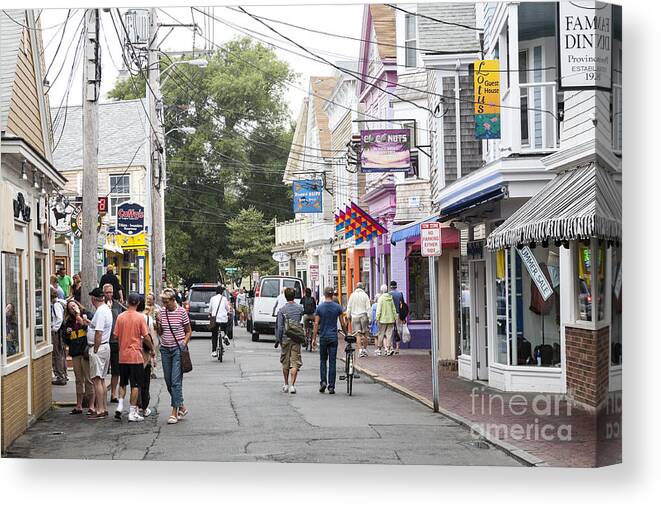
[421,222,442,412]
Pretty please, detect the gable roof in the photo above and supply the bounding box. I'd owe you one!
[309,76,337,157]
[51,99,148,171]
[418,3,481,54]
[0,10,26,133]
[370,4,396,60]
[283,98,309,183]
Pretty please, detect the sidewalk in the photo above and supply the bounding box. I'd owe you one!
[339,345,622,468]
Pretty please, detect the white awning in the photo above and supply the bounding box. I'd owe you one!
[487,164,621,250]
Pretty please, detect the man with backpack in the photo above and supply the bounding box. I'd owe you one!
[300,287,317,350]
[50,287,68,385]
[275,288,304,394]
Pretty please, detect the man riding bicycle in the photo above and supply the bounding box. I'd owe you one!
[300,287,317,351]
[346,282,371,357]
[209,286,232,358]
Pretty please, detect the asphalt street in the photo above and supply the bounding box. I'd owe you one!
[6,327,520,466]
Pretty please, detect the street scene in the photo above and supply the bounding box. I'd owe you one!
[0,2,621,468]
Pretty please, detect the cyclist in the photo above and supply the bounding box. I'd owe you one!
[208,286,232,358]
[300,287,317,351]
[346,282,371,358]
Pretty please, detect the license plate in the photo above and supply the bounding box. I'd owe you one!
[195,320,208,326]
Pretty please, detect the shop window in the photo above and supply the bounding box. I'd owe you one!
[408,252,430,320]
[459,258,471,355]
[495,249,508,364]
[34,256,46,344]
[575,239,608,324]
[2,253,22,360]
[611,246,622,365]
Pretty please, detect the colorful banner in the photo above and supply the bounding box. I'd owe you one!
[474,59,501,139]
[293,179,323,213]
[360,129,411,172]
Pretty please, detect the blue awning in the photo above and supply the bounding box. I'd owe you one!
[439,184,507,220]
[390,215,439,244]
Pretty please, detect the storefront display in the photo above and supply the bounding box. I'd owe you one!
[2,252,22,358]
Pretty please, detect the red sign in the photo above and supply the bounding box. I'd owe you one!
[421,222,442,257]
[98,196,108,214]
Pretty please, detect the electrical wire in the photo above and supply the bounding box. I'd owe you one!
[385,4,482,32]
[104,139,148,198]
[42,9,72,83]
[1,9,72,31]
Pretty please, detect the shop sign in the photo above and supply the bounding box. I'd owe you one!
[138,256,145,295]
[49,198,76,234]
[293,180,323,213]
[69,206,102,239]
[309,264,319,281]
[421,222,442,257]
[272,251,291,263]
[116,202,145,236]
[474,59,501,139]
[559,1,612,90]
[517,246,554,301]
[361,256,370,272]
[295,258,307,270]
[360,129,411,172]
[279,261,289,273]
[408,196,420,208]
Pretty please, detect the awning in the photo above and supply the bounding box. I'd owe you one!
[390,215,439,244]
[438,184,507,221]
[487,164,621,250]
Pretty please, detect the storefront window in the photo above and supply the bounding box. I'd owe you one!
[611,246,622,365]
[495,249,509,365]
[576,242,593,321]
[2,253,22,359]
[596,241,607,322]
[460,258,471,355]
[408,252,430,320]
[35,256,45,344]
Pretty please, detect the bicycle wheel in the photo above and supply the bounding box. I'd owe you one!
[219,337,224,363]
[346,353,353,396]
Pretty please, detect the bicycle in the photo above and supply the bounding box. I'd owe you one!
[217,323,230,363]
[339,331,361,396]
[304,316,314,352]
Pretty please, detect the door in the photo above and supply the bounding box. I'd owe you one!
[473,261,489,380]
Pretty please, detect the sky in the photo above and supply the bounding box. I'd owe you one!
[40,2,365,122]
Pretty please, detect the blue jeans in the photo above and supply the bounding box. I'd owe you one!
[160,346,184,408]
[319,338,338,388]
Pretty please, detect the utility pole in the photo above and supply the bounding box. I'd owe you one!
[81,9,100,308]
[148,8,166,298]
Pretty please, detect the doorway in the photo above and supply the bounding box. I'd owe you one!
[472,260,489,380]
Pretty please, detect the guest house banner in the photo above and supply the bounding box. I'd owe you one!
[474,59,501,139]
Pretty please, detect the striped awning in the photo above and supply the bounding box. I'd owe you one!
[486,164,621,250]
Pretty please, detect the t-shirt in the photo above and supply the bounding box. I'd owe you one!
[88,304,113,346]
[114,309,150,364]
[159,306,190,347]
[209,294,230,324]
[237,292,247,306]
[58,275,73,297]
[390,290,404,314]
[315,301,344,340]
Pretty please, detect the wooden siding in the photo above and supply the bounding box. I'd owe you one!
[1,366,29,451]
[394,180,432,223]
[560,90,597,149]
[31,353,52,420]
[370,4,396,60]
[6,23,45,157]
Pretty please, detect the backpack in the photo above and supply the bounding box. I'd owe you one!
[302,296,316,315]
[399,300,409,321]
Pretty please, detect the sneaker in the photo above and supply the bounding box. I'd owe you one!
[223,336,230,346]
[138,408,152,417]
[128,411,144,422]
[328,387,335,394]
[282,384,289,393]
[375,349,382,356]
[289,385,297,394]
[211,350,218,357]
[319,382,327,393]
[114,410,122,420]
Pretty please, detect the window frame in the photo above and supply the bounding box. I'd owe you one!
[1,251,24,364]
[404,13,417,68]
[571,239,611,328]
[34,254,47,346]
[108,173,131,219]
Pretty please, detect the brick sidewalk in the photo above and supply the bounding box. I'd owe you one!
[339,345,621,467]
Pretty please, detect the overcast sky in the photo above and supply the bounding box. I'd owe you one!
[41,2,365,122]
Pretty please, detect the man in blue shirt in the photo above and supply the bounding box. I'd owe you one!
[390,281,405,354]
[313,286,348,394]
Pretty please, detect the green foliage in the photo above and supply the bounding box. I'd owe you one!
[224,207,278,279]
[107,37,296,285]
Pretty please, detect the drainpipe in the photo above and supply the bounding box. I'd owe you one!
[455,60,462,180]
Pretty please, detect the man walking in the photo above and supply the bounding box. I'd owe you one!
[208,286,232,357]
[85,288,114,419]
[113,293,153,422]
[346,282,371,357]
[236,287,248,327]
[275,287,304,394]
[389,281,405,355]
[376,284,397,356]
[50,275,65,300]
[103,283,126,404]
[50,287,67,385]
[99,264,124,304]
[313,286,348,394]
[300,287,317,350]
[57,267,73,299]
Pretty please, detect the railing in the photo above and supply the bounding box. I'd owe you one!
[275,219,308,246]
[612,83,622,155]
[304,221,335,246]
[518,81,558,152]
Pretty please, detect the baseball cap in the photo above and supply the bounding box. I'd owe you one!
[89,287,104,298]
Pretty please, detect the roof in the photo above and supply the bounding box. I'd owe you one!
[51,99,148,171]
[370,4,396,60]
[283,98,309,183]
[0,10,25,133]
[487,164,622,250]
[393,71,428,101]
[309,76,337,157]
[418,3,481,54]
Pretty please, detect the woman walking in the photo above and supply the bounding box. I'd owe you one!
[144,293,160,378]
[376,285,397,356]
[155,288,191,424]
[63,300,93,414]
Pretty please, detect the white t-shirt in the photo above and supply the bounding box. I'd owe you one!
[209,294,230,323]
[237,292,247,306]
[88,303,113,345]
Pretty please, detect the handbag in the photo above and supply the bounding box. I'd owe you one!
[208,296,222,331]
[164,309,193,373]
[284,316,306,344]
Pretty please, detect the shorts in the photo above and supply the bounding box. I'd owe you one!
[239,305,248,313]
[119,363,145,390]
[280,340,302,370]
[89,343,111,379]
[109,341,120,376]
[351,314,369,334]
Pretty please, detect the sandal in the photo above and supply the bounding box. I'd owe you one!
[86,409,96,416]
[167,415,178,424]
[177,408,188,419]
[69,408,83,415]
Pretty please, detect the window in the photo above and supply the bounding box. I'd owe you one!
[34,257,46,344]
[495,249,508,364]
[519,50,530,146]
[459,258,471,355]
[404,13,416,68]
[109,174,130,218]
[283,279,302,299]
[408,252,430,320]
[611,246,622,365]
[2,253,22,360]
[260,279,280,298]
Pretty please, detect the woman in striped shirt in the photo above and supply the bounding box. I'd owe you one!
[155,288,192,424]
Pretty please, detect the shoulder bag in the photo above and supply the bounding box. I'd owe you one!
[284,315,306,344]
[164,309,193,373]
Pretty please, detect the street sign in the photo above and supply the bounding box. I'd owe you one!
[272,251,291,263]
[421,222,442,257]
[225,267,238,274]
[309,264,319,281]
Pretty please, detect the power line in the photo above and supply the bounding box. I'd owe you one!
[104,139,148,198]
[385,4,482,32]
[43,9,72,83]
[1,9,71,31]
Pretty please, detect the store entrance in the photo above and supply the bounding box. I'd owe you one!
[473,260,489,380]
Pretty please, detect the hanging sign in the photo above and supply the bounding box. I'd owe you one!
[559,1,612,90]
[293,180,323,213]
[360,129,411,172]
[474,59,501,139]
[116,202,145,236]
[421,222,442,257]
[272,251,291,263]
[295,258,307,270]
[517,246,554,301]
[49,198,77,234]
[69,206,102,238]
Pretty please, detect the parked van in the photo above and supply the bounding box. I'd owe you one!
[251,276,304,342]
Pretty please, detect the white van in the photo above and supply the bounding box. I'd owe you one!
[251,276,304,342]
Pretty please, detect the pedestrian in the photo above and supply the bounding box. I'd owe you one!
[50,287,68,385]
[376,284,397,356]
[50,274,65,300]
[99,264,124,304]
[300,287,317,350]
[346,282,371,357]
[85,288,113,419]
[237,287,248,327]
[389,281,406,355]
[143,293,160,378]
[57,267,73,299]
[275,287,304,394]
[208,285,232,358]
[272,287,287,316]
[369,297,379,343]
[72,273,82,303]
[103,283,126,405]
[63,299,93,414]
[223,286,235,341]
[113,293,154,422]
[313,286,348,394]
[155,288,192,425]
[136,296,156,417]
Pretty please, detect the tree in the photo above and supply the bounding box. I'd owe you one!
[224,207,277,279]
[107,37,296,284]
